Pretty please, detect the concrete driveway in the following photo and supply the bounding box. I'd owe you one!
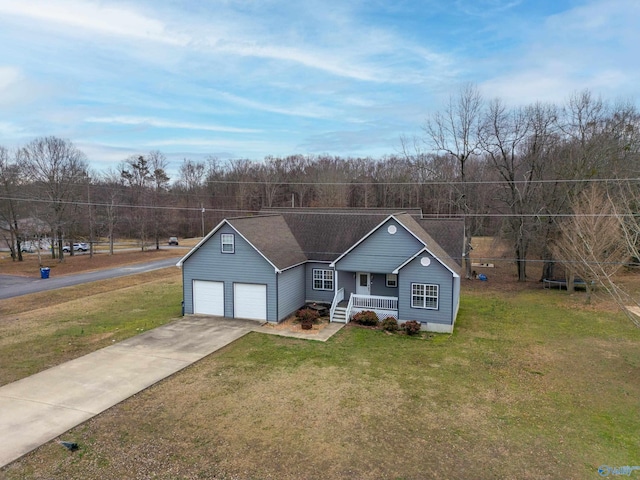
[0,316,262,468]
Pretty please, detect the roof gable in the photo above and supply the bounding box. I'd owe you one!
[176,216,306,272]
[417,218,464,267]
[394,214,461,274]
[267,211,389,262]
[178,209,463,274]
[227,215,307,271]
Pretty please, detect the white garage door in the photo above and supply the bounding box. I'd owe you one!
[234,283,267,321]
[193,280,224,316]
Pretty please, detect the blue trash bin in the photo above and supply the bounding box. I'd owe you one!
[40,267,50,279]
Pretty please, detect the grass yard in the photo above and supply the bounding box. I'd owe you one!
[2,281,639,479]
[1,247,188,277]
[0,269,182,386]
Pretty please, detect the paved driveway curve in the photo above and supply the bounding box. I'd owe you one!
[0,316,261,468]
[0,258,179,300]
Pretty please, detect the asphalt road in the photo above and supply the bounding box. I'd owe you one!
[0,258,180,300]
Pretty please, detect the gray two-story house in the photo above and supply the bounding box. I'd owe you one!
[177,210,463,333]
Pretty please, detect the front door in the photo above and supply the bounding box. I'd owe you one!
[356,272,370,295]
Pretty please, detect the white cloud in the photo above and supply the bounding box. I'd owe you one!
[85,116,260,134]
[0,65,53,109]
[0,121,28,139]
[454,0,523,17]
[211,91,336,119]
[0,0,188,46]
[479,0,640,105]
[0,66,20,90]
[0,0,455,87]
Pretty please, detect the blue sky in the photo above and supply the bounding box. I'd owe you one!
[0,0,638,175]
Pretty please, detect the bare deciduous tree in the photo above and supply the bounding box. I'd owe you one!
[176,158,206,236]
[479,100,554,281]
[552,185,628,307]
[120,152,170,250]
[99,169,123,255]
[148,151,170,250]
[21,137,88,260]
[0,146,24,260]
[424,83,483,279]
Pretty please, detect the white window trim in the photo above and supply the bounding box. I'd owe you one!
[221,233,235,253]
[312,268,334,291]
[386,274,398,288]
[411,283,439,310]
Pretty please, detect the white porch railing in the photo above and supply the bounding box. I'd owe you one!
[347,294,398,322]
[330,287,344,322]
[345,293,355,323]
[351,294,398,311]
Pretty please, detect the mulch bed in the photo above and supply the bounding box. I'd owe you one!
[261,314,331,334]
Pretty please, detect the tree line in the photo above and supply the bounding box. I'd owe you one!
[1,87,640,291]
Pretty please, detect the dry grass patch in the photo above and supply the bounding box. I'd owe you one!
[0,268,182,386]
[2,237,640,478]
[4,289,640,479]
[1,248,183,277]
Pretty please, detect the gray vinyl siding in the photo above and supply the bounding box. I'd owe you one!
[305,262,335,303]
[334,219,423,273]
[338,270,354,297]
[371,274,399,297]
[338,272,398,297]
[182,224,277,321]
[397,252,454,326]
[277,265,306,321]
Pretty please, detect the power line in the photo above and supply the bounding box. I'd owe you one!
[3,194,640,219]
[199,177,640,186]
[10,176,640,190]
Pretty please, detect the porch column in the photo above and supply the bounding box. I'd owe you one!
[334,269,338,295]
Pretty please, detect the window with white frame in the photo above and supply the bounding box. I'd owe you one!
[411,283,438,309]
[312,269,333,290]
[386,274,398,288]
[221,233,235,253]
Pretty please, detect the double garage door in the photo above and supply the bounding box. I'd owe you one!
[192,280,267,321]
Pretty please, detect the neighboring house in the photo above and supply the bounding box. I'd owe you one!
[177,209,464,333]
[0,217,52,252]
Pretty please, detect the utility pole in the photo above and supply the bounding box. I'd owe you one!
[87,179,94,258]
[201,203,205,238]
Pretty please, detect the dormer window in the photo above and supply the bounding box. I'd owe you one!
[221,234,235,253]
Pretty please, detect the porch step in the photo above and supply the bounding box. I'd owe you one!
[331,307,347,323]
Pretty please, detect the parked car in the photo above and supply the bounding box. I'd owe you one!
[168,236,179,246]
[62,242,88,252]
[20,244,35,253]
[20,240,49,252]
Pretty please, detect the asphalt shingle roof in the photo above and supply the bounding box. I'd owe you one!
[197,209,465,272]
[226,215,307,271]
[417,218,465,267]
[394,214,461,273]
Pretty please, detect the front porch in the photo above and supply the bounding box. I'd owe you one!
[330,288,398,323]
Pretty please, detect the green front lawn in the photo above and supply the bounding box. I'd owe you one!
[3,287,640,479]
